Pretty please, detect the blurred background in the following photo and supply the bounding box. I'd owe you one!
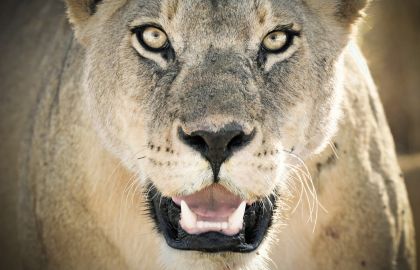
[0,0,419,269]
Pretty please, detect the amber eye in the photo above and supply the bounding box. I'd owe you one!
[262,31,289,53]
[135,26,169,51]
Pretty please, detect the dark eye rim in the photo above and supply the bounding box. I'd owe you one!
[261,29,300,54]
[131,24,171,53]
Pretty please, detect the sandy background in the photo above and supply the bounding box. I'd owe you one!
[0,0,419,268]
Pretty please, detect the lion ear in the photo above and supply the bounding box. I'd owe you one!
[336,0,370,23]
[306,0,370,25]
[65,0,102,42]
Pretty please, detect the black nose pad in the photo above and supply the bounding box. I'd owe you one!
[178,124,255,181]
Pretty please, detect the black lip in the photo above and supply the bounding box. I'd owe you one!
[146,185,276,253]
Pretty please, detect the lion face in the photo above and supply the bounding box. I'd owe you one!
[68,0,366,267]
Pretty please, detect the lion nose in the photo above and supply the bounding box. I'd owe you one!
[178,124,255,181]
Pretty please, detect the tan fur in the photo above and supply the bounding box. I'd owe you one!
[270,43,416,269]
[19,0,416,269]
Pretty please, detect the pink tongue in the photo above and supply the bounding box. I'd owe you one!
[172,185,242,220]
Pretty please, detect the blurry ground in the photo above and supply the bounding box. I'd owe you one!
[360,0,420,267]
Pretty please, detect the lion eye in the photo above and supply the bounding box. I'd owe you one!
[262,31,288,53]
[136,26,169,51]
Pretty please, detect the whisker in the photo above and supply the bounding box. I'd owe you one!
[328,140,339,160]
[282,151,324,232]
[289,174,304,214]
[131,173,142,206]
[286,164,316,217]
[284,165,312,220]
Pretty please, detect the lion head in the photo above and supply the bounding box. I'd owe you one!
[65,0,368,268]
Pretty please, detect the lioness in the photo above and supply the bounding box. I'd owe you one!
[19,0,416,269]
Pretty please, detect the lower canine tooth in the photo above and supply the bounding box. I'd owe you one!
[228,201,246,230]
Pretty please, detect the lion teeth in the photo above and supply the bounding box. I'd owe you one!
[179,200,246,235]
[180,200,197,229]
[196,221,228,230]
[228,201,246,231]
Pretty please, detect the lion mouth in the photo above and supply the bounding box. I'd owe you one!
[147,184,275,253]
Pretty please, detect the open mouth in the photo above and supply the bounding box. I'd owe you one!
[147,184,276,253]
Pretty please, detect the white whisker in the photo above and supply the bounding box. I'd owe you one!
[283,150,326,232]
[328,140,339,160]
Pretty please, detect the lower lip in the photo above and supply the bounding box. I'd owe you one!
[147,187,276,253]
